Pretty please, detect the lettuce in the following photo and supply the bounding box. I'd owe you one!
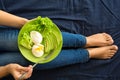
[20,32,33,49]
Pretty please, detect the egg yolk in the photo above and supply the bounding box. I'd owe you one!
[35,46,44,52]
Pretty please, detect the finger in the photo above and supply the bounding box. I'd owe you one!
[26,66,33,78]
[23,68,33,79]
[18,65,29,72]
[19,65,33,79]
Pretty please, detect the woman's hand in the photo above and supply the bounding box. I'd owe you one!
[8,64,33,80]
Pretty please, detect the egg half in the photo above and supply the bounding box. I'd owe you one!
[30,31,43,44]
[32,44,44,57]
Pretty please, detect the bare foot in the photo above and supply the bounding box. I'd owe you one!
[87,45,118,59]
[85,33,114,47]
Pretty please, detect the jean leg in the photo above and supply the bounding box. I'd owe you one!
[0,28,19,51]
[62,32,86,48]
[36,48,89,70]
[0,28,86,50]
[0,51,30,66]
[0,48,89,70]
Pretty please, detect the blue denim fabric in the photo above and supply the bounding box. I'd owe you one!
[0,28,19,51]
[1,0,120,80]
[0,27,89,67]
[62,32,86,48]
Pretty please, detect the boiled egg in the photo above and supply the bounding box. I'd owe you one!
[30,31,42,44]
[32,44,44,57]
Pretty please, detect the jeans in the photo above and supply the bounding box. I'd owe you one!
[0,27,89,69]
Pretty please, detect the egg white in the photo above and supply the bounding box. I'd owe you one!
[30,31,43,44]
[32,44,44,57]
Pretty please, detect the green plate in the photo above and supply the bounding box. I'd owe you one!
[18,16,63,64]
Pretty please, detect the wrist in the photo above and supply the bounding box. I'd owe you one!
[5,64,11,75]
[0,64,10,78]
[17,18,28,28]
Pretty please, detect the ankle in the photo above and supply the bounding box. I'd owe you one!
[85,37,91,47]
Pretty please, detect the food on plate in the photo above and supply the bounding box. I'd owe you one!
[19,32,33,49]
[30,31,43,44]
[30,30,44,57]
[32,44,44,57]
[18,16,63,63]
